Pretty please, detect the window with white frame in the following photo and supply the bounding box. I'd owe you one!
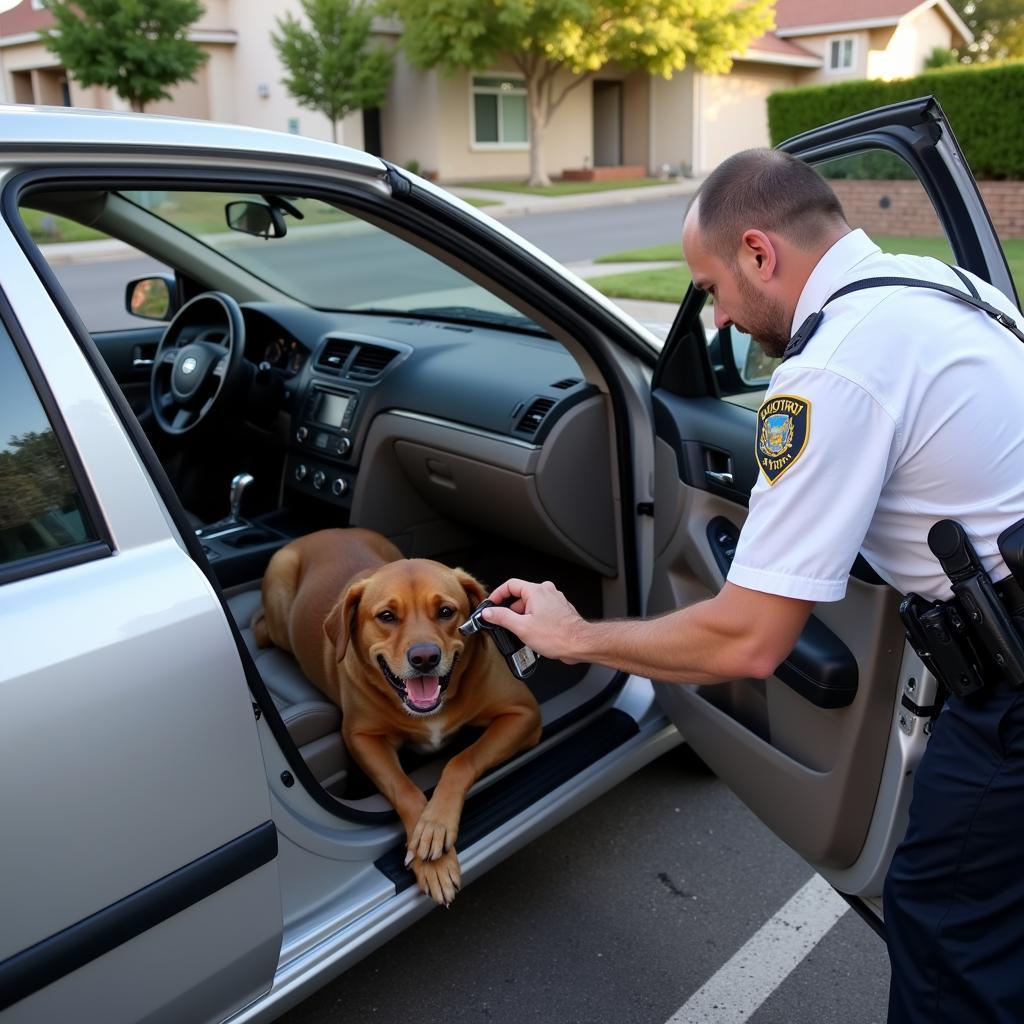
[472,75,528,146]
[828,37,855,71]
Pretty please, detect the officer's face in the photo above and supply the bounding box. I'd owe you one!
[683,211,791,359]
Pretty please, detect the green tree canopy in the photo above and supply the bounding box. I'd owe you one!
[272,0,394,144]
[386,0,774,184]
[40,0,207,113]
[950,0,1024,62]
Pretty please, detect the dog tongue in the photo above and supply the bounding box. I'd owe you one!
[406,675,441,708]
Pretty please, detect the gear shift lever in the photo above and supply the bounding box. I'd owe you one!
[229,472,254,523]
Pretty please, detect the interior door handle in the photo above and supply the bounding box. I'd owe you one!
[705,469,735,486]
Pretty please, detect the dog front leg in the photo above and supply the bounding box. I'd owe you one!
[346,730,462,906]
[409,706,542,862]
[345,731,426,838]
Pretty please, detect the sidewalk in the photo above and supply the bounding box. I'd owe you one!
[448,178,703,220]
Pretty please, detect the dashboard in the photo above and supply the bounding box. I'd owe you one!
[236,301,616,574]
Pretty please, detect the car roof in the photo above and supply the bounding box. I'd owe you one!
[0,103,388,178]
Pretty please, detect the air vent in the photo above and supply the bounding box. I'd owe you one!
[347,344,398,381]
[316,338,355,373]
[516,397,556,436]
[551,377,581,390]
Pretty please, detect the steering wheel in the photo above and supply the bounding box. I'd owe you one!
[150,292,246,436]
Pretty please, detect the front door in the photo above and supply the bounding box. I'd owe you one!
[649,98,1017,900]
[593,81,623,167]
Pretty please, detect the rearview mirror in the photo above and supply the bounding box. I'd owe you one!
[125,275,176,321]
[226,201,287,239]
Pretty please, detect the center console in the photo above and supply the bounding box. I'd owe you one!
[286,382,361,508]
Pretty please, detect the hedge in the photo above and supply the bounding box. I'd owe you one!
[767,61,1024,180]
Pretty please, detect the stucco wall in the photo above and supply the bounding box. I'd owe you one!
[425,62,593,182]
[650,70,696,177]
[796,30,873,86]
[697,62,801,173]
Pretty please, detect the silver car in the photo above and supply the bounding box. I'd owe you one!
[0,98,1014,1022]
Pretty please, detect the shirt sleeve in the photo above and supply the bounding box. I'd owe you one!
[727,366,898,602]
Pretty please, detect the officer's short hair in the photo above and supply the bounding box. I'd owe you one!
[695,149,848,262]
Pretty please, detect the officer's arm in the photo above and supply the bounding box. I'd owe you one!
[482,580,814,684]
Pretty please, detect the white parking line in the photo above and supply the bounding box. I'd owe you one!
[664,873,850,1024]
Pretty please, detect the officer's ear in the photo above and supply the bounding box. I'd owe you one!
[740,229,776,282]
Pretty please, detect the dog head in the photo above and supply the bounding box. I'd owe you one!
[324,558,487,716]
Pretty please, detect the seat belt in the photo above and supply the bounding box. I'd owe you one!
[783,266,1024,361]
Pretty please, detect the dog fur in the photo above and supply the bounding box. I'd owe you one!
[253,528,542,905]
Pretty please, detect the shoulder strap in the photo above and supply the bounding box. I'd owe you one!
[782,270,1024,361]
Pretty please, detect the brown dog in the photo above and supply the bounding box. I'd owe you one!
[252,528,542,905]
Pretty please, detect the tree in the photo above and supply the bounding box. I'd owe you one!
[949,0,1024,62]
[924,45,958,68]
[386,0,774,186]
[40,0,207,113]
[272,0,394,145]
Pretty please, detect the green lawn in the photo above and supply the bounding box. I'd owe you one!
[588,235,1024,303]
[458,177,674,197]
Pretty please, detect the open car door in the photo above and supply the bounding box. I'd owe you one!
[649,98,1019,905]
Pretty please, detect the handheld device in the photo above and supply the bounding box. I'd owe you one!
[458,599,539,680]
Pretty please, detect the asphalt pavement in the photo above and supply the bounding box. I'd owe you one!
[272,746,889,1024]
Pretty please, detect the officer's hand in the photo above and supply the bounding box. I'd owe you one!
[482,579,586,664]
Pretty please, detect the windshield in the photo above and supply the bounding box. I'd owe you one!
[119,190,543,331]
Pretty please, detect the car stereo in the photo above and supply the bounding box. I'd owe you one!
[297,385,358,458]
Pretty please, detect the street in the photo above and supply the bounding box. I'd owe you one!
[47,194,892,1024]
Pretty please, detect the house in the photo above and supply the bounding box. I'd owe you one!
[0,0,972,182]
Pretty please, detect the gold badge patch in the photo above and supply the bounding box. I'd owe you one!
[757,394,810,484]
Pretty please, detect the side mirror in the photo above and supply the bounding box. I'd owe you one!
[125,275,177,321]
[226,200,287,239]
[731,329,779,387]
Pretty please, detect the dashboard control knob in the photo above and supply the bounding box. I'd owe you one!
[296,426,309,443]
[294,463,308,482]
[312,470,326,490]
[336,436,352,456]
[331,477,348,497]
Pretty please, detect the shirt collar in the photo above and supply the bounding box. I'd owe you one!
[790,229,881,336]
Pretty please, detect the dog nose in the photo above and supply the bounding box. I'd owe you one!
[407,643,442,672]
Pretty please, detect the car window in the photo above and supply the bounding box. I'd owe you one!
[0,327,99,570]
[717,148,956,404]
[20,206,172,333]
[118,190,543,332]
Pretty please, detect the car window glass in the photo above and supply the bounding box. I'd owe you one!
[117,190,543,331]
[0,328,99,569]
[20,206,172,333]
[718,148,957,404]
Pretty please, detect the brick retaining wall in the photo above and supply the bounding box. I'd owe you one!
[829,180,1024,239]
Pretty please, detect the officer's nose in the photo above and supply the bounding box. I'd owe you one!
[714,304,733,331]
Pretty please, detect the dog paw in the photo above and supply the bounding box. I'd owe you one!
[407,798,461,862]
[410,848,461,906]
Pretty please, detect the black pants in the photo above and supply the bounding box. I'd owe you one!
[885,684,1024,1022]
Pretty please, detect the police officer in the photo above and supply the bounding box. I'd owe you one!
[481,148,1024,1023]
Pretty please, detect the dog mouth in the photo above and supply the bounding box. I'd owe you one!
[377,655,456,715]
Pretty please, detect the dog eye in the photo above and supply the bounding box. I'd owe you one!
[376,609,397,623]
[438,606,455,620]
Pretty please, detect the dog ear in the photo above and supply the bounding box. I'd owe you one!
[324,578,367,663]
[453,568,487,612]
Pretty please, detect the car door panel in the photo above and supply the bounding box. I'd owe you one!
[0,242,282,1020]
[650,97,1010,892]
[92,325,165,418]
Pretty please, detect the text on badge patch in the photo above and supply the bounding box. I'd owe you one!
[757,394,810,484]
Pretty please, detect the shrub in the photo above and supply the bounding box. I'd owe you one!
[767,61,1024,179]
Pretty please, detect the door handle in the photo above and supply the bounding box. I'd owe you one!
[132,356,154,368]
[704,449,735,488]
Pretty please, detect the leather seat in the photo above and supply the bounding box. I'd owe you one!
[227,587,348,793]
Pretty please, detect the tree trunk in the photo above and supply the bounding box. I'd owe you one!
[526,81,549,187]
[131,98,144,113]
[331,119,338,144]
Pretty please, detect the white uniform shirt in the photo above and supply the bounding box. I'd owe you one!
[727,229,1024,603]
